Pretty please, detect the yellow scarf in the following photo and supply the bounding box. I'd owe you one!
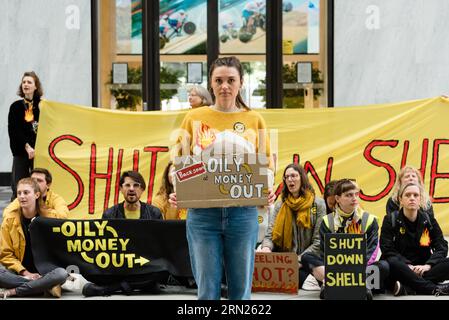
[272,191,314,251]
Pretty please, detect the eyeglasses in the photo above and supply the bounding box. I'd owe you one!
[122,183,141,189]
[284,174,300,180]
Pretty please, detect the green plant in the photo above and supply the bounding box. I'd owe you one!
[109,66,142,111]
[160,66,183,101]
[256,62,324,108]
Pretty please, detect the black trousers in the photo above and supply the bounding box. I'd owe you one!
[386,256,449,294]
[11,156,33,200]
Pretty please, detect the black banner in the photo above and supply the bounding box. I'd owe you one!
[30,217,193,284]
[324,233,366,300]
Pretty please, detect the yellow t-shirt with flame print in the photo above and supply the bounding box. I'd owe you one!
[176,106,272,169]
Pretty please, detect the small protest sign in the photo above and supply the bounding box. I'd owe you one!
[174,153,269,208]
[324,233,367,300]
[252,252,299,294]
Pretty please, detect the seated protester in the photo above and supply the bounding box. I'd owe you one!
[3,168,69,219]
[302,179,389,298]
[0,178,69,299]
[103,171,162,220]
[323,180,338,214]
[380,182,449,296]
[387,166,434,216]
[258,163,326,289]
[82,171,165,297]
[152,161,187,220]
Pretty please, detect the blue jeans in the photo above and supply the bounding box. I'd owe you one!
[187,206,258,300]
[0,265,68,297]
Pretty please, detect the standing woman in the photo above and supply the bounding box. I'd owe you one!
[8,71,43,200]
[170,56,275,300]
[188,85,213,109]
[0,178,68,298]
[258,163,326,289]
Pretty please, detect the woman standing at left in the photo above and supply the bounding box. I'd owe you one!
[8,71,43,200]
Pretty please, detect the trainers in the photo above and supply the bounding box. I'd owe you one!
[82,283,107,297]
[0,288,10,299]
[434,282,449,296]
[46,285,62,298]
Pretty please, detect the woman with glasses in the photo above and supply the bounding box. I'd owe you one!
[258,163,326,289]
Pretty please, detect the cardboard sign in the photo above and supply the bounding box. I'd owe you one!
[324,233,367,300]
[252,252,299,294]
[174,154,269,208]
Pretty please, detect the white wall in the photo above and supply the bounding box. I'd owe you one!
[0,0,92,173]
[334,0,449,106]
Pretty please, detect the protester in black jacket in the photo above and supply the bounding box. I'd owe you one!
[82,171,165,297]
[386,166,434,215]
[8,71,42,200]
[380,182,449,296]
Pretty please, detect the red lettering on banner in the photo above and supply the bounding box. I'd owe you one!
[114,149,124,205]
[420,139,429,183]
[360,140,398,202]
[430,139,449,203]
[48,135,85,210]
[143,147,169,204]
[89,144,114,214]
[400,139,429,182]
[133,150,140,172]
[400,140,410,169]
[304,158,334,195]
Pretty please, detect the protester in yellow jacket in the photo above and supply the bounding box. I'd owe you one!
[0,178,68,298]
[3,168,69,218]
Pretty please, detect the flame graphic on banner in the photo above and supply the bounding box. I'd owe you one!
[196,123,216,150]
[420,228,431,247]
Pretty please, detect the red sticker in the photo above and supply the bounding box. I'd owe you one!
[176,162,206,182]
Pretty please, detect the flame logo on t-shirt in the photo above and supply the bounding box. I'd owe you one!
[419,228,431,247]
[196,123,216,150]
[346,220,362,234]
[24,105,34,122]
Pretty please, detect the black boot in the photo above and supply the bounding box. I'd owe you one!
[82,283,108,297]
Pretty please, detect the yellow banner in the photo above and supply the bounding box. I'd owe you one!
[35,97,449,233]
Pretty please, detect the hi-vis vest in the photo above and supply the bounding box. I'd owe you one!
[323,211,376,234]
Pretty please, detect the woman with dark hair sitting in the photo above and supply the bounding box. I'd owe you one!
[258,163,326,289]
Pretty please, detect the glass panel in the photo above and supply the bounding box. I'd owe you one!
[99,0,143,110]
[116,0,142,54]
[159,0,207,54]
[282,0,320,54]
[241,60,266,109]
[219,0,266,54]
[282,61,323,108]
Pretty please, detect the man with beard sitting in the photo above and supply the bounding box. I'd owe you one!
[82,171,164,297]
